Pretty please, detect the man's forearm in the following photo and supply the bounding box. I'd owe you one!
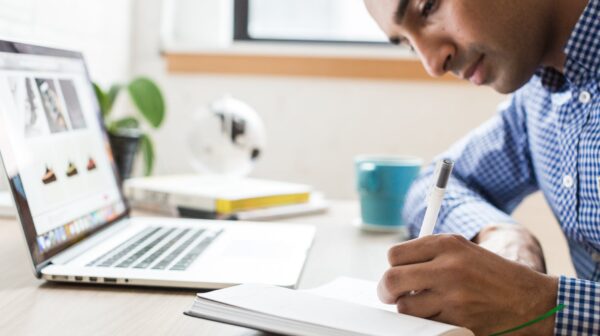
[474,223,547,273]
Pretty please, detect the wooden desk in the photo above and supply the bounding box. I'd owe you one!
[0,201,400,335]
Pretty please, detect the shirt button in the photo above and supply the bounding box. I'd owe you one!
[579,91,592,104]
[563,174,574,188]
[592,252,600,263]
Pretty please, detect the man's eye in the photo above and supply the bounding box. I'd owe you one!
[420,0,436,18]
[390,37,416,53]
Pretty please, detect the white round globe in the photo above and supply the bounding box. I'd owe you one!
[187,95,266,176]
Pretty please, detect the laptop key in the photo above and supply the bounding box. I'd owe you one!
[170,230,223,271]
[152,229,205,270]
[133,229,190,269]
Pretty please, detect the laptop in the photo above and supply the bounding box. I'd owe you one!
[0,40,315,289]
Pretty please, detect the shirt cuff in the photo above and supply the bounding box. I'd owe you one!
[555,276,600,335]
[423,201,516,240]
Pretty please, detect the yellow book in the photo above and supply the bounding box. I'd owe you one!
[215,193,310,214]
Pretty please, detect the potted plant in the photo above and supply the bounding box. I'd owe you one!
[93,77,165,180]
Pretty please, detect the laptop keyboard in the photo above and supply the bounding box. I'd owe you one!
[152,229,206,270]
[170,234,217,271]
[87,227,223,271]
[88,227,161,267]
[116,228,177,268]
[133,229,190,269]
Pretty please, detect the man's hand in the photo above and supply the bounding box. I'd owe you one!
[378,235,558,335]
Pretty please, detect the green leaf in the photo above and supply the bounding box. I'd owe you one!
[140,134,155,176]
[93,83,109,117]
[106,84,122,114]
[127,77,165,128]
[108,117,140,133]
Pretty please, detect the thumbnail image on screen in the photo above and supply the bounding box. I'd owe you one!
[35,78,70,133]
[59,79,87,130]
[8,77,47,138]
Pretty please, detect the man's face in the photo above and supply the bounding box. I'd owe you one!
[364,0,552,93]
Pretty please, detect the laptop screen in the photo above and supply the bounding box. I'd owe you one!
[0,41,128,270]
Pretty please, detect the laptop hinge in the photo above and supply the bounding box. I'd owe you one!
[35,260,53,278]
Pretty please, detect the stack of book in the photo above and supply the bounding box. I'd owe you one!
[124,174,328,221]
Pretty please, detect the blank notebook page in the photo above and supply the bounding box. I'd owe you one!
[198,282,473,336]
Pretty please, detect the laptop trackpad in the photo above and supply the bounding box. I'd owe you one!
[220,240,294,259]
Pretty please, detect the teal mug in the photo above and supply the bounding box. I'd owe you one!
[355,155,422,232]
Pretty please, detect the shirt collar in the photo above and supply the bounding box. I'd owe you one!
[537,0,600,91]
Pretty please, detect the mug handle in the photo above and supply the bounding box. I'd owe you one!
[358,163,380,193]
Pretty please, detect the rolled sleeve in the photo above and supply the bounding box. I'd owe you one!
[436,199,516,240]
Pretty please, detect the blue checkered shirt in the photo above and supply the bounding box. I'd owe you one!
[403,1,600,334]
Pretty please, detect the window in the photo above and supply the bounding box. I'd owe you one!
[234,0,388,44]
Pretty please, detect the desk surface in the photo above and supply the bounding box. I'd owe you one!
[0,200,401,335]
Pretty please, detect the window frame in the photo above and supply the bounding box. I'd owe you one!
[233,0,387,45]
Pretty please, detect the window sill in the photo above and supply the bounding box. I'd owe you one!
[163,42,460,82]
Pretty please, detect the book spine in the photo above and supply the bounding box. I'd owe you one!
[170,193,215,211]
[125,186,216,211]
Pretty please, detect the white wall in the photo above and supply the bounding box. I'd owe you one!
[0,0,132,85]
[133,0,574,275]
[145,75,506,198]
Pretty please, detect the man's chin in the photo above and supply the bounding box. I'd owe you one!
[491,82,518,94]
[489,73,535,94]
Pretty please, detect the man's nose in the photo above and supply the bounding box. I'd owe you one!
[415,40,454,78]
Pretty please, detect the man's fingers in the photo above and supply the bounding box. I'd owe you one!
[387,234,470,266]
[395,290,442,319]
[377,263,436,304]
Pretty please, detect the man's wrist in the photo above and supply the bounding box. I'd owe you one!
[538,275,559,336]
[513,274,559,336]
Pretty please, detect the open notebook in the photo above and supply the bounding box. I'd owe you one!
[184,277,473,336]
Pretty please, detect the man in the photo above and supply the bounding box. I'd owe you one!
[363,0,598,334]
